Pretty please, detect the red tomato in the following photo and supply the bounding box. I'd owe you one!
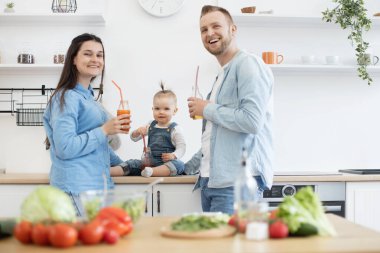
[269,209,279,221]
[269,220,289,239]
[13,221,33,244]
[228,215,237,227]
[102,217,132,236]
[103,229,119,245]
[79,220,104,245]
[97,207,132,224]
[31,223,50,246]
[48,223,78,248]
[238,219,247,234]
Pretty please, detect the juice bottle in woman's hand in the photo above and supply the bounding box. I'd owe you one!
[117,100,130,133]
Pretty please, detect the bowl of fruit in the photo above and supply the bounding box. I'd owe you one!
[80,189,146,223]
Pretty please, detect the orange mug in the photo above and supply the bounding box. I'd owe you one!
[262,52,284,64]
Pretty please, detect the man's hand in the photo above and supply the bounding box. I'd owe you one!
[187,97,209,119]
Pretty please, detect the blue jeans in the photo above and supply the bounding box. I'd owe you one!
[199,176,264,215]
[123,159,185,176]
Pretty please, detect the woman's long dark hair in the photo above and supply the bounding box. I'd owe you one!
[45,33,105,149]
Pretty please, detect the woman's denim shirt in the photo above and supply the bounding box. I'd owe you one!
[43,84,122,194]
[185,51,274,191]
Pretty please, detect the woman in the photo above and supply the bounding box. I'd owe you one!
[43,33,130,216]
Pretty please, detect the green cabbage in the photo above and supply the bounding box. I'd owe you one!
[20,185,77,223]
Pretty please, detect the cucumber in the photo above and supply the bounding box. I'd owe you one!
[290,222,318,237]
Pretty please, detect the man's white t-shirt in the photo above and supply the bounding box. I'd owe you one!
[199,65,227,177]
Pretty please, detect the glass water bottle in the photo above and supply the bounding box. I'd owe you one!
[233,148,258,234]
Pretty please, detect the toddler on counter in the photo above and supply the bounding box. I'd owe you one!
[111,82,186,177]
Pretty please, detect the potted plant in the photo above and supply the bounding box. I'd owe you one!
[4,2,15,13]
[322,0,373,85]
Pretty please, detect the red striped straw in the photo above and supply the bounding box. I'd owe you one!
[112,80,124,109]
[142,133,147,153]
[194,65,199,97]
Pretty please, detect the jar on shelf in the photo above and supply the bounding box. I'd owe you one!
[17,43,35,64]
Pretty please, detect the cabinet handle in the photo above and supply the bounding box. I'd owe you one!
[157,190,161,213]
[145,192,148,214]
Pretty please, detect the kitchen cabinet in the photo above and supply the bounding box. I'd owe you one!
[0,184,39,217]
[345,181,380,232]
[115,183,153,217]
[152,184,202,216]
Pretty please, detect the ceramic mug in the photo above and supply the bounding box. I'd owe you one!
[358,54,379,66]
[325,55,340,65]
[262,51,284,64]
[301,55,316,65]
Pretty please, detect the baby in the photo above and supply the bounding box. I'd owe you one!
[111,83,186,177]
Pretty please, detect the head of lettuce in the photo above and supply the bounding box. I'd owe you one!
[20,185,77,223]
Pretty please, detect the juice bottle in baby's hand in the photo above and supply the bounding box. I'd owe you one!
[117,100,130,133]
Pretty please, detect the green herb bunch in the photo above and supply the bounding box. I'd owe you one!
[322,0,373,85]
[6,2,14,8]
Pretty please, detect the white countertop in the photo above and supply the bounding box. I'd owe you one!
[0,173,380,184]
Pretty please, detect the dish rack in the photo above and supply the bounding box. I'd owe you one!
[0,86,52,126]
[0,86,100,126]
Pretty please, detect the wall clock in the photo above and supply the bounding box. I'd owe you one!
[138,0,186,17]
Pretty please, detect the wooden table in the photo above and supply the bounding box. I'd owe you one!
[1,214,380,253]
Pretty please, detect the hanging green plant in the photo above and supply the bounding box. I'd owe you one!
[322,0,373,85]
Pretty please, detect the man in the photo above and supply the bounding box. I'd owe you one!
[186,5,274,214]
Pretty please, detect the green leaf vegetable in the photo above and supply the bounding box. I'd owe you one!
[20,185,77,223]
[322,0,373,85]
[277,186,336,236]
[171,213,230,232]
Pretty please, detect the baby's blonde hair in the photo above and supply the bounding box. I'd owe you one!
[153,81,177,105]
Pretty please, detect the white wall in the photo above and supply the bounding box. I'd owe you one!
[0,0,379,173]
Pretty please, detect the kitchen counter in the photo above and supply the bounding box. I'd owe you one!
[0,214,380,253]
[1,173,380,184]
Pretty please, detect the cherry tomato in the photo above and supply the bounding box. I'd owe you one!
[269,220,289,239]
[31,223,50,246]
[48,223,78,248]
[97,207,132,224]
[238,219,247,234]
[79,220,104,245]
[228,214,237,227]
[13,220,32,244]
[103,229,119,245]
[102,217,132,236]
[269,209,279,221]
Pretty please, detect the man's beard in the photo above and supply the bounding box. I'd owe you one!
[206,34,232,56]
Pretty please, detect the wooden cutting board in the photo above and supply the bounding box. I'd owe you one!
[160,225,236,239]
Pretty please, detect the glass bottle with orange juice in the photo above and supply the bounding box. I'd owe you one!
[192,86,203,120]
[117,100,130,133]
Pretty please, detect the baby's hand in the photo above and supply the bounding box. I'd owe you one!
[162,153,175,162]
[133,126,148,137]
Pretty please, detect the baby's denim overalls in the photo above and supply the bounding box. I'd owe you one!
[122,121,185,176]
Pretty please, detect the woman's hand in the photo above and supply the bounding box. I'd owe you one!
[162,153,176,162]
[102,114,131,135]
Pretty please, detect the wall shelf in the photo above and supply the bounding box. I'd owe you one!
[232,15,380,28]
[0,64,62,74]
[0,13,105,26]
[269,64,380,74]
